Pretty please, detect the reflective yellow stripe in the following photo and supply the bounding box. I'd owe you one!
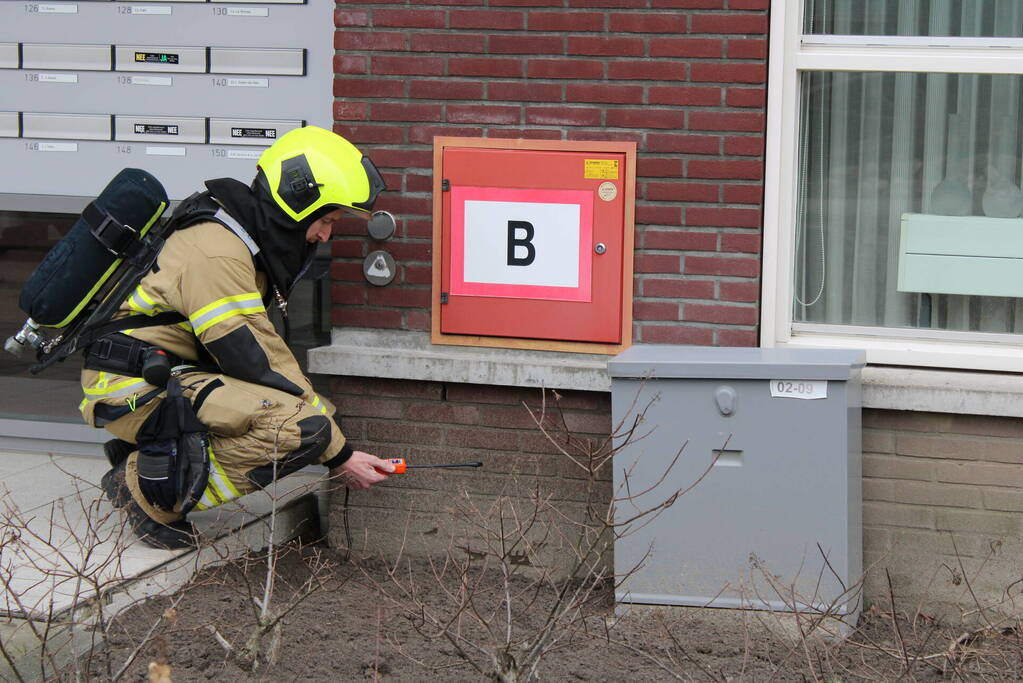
[189,293,264,335]
[128,285,179,316]
[126,287,188,331]
[194,490,217,511]
[209,448,241,500]
[311,395,328,415]
[82,372,149,399]
[80,372,149,417]
[136,286,156,307]
[128,285,156,315]
[193,447,242,511]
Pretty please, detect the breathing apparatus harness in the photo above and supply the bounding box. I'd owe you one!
[77,193,262,380]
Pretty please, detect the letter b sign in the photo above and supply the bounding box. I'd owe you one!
[507,220,536,266]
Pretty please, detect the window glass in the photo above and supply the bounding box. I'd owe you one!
[0,211,83,420]
[804,1,1023,38]
[794,71,1023,333]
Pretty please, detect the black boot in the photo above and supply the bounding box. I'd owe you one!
[125,506,198,550]
[100,459,133,509]
[103,438,134,468]
[101,457,198,550]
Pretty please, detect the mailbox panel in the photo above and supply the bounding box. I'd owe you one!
[1,1,333,205]
[0,43,19,70]
[0,112,19,138]
[23,113,111,140]
[23,43,111,71]
[437,141,633,347]
[209,47,305,76]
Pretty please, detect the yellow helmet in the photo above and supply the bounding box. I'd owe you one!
[256,125,385,222]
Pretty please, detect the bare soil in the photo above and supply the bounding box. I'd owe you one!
[83,541,1023,682]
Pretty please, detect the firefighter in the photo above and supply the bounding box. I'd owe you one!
[84,126,395,549]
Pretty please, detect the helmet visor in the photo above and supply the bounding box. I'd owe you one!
[351,156,386,213]
[304,203,371,227]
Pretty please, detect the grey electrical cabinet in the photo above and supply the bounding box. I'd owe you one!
[609,346,865,621]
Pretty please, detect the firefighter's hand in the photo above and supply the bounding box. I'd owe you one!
[331,451,395,490]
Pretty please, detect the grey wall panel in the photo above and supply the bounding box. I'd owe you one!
[0,43,18,70]
[22,43,111,71]
[23,113,111,140]
[0,2,332,206]
[0,112,19,138]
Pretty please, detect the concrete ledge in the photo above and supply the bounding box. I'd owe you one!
[0,418,107,457]
[308,328,612,392]
[309,330,1023,418]
[861,365,1023,418]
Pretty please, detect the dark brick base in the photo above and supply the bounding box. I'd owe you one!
[327,376,613,574]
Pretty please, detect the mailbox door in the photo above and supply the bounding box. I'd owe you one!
[440,147,626,343]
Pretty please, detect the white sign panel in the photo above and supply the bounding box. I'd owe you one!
[450,186,594,302]
[463,200,581,288]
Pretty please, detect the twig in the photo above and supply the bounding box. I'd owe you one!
[887,564,912,670]
[207,624,235,655]
[111,596,183,682]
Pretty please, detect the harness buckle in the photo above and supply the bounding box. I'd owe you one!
[91,213,138,256]
[91,338,113,361]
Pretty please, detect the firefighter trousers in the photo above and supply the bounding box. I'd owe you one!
[100,372,343,524]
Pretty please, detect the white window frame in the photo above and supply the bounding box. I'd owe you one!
[762,2,1023,373]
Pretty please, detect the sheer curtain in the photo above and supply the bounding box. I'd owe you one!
[795,1,1023,333]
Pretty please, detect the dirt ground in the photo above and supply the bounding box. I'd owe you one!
[74,540,1023,682]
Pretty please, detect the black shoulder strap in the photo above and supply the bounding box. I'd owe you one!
[75,311,188,350]
[164,191,221,236]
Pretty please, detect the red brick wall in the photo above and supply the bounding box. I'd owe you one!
[330,1,768,347]
[328,376,614,567]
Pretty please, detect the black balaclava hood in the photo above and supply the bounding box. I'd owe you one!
[204,176,320,298]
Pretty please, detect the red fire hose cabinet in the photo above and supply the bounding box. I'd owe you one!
[432,137,636,353]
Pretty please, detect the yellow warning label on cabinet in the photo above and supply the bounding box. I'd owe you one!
[584,159,619,180]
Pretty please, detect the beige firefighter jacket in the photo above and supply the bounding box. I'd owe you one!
[79,219,346,464]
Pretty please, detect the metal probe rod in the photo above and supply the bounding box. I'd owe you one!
[406,462,483,469]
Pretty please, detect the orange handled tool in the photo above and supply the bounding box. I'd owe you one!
[378,458,483,474]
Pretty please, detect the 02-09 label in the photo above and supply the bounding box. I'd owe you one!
[769,379,827,400]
